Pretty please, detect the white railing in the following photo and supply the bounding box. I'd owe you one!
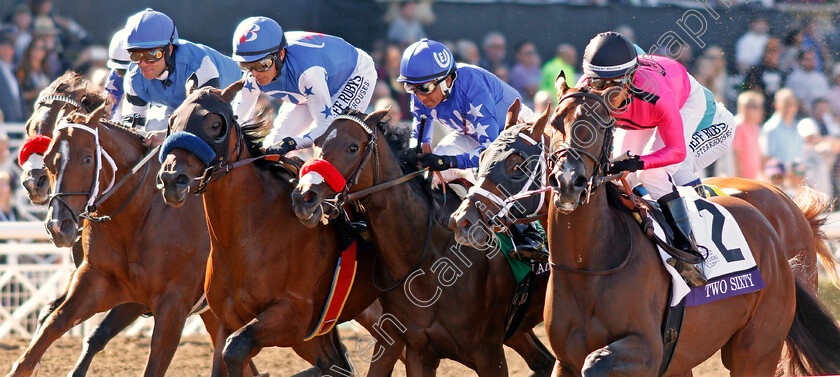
[0,222,206,338]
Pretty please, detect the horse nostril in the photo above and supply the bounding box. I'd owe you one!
[175,174,189,186]
[302,191,318,205]
[573,175,587,188]
[36,174,47,188]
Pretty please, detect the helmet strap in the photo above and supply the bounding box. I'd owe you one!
[440,71,457,100]
[271,49,286,82]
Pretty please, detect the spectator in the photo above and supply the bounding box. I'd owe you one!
[383,43,411,121]
[785,49,829,114]
[0,30,23,122]
[510,41,541,106]
[31,0,89,49]
[795,118,832,195]
[779,29,803,73]
[30,17,64,79]
[764,158,794,196]
[386,1,426,46]
[732,91,764,179]
[16,37,51,118]
[374,96,409,131]
[532,90,552,115]
[479,31,508,73]
[760,88,802,166]
[693,46,727,101]
[0,171,18,222]
[10,4,32,64]
[800,17,828,72]
[540,43,577,101]
[826,64,840,115]
[742,37,783,121]
[735,17,770,74]
[73,44,108,77]
[614,25,635,43]
[455,39,480,66]
[810,98,840,137]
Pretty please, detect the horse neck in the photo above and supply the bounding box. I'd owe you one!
[363,142,435,279]
[548,185,629,270]
[92,124,153,220]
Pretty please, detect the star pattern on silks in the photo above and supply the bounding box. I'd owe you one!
[303,86,314,96]
[243,79,256,93]
[474,122,490,140]
[468,146,483,164]
[321,104,332,118]
[467,103,484,119]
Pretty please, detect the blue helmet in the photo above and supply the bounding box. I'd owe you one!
[232,16,286,63]
[398,38,456,84]
[582,32,637,79]
[124,8,179,50]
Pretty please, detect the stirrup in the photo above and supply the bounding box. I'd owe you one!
[666,258,708,287]
[510,245,549,263]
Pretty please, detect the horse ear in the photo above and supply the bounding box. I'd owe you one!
[531,101,551,137]
[86,102,109,125]
[221,79,245,103]
[505,98,521,130]
[364,109,390,126]
[185,78,196,97]
[555,71,569,98]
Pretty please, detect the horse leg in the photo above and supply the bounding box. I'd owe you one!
[37,243,85,330]
[404,348,439,377]
[719,327,785,377]
[209,325,234,377]
[198,310,262,377]
[6,269,117,377]
[223,303,308,377]
[505,329,555,377]
[580,334,660,377]
[289,329,353,377]
[69,302,148,377]
[550,361,576,377]
[473,346,509,377]
[141,295,192,377]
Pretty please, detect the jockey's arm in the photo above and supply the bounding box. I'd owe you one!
[232,73,259,125]
[295,67,334,149]
[455,90,502,169]
[409,97,434,149]
[637,96,687,170]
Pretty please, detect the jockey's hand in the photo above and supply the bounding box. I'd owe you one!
[265,137,297,156]
[418,153,457,171]
[143,130,167,148]
[608,155,644,174]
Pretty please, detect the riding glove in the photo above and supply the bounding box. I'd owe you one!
[608,155,644,174]
[265,137,297,156]
[418,153,457,171]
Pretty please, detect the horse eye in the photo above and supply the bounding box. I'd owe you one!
[348,144,359,153]
[83,155,93,164]
[212,120,221,129]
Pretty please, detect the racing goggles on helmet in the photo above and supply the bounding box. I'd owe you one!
[128,48,165,63]
[239,55,275,73]
[589,75,632,90]
[404,76,446,95]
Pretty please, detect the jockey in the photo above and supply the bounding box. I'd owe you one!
[578,32,737,287]
[398,38,547,262]
[105,27,129,121]
[230,16,377,154]
[120,8,241,143]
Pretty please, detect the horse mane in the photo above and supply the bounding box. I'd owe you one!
[42,71,115,116]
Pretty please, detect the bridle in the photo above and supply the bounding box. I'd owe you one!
[549,90,623,207]
[467,130,549,227]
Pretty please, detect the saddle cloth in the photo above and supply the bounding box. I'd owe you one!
[650,186,765,307]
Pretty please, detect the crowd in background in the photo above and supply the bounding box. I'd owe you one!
[0,0,839,221]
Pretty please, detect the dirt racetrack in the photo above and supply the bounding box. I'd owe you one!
[1,326,727,376]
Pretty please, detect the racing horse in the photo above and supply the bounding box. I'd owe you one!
[289,108,555,376]
[155,83,402,377]
[15,72,174,377]
[541,79,840,375]
[449,92,837,297]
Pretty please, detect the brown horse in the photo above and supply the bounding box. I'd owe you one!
[4,105,267,377]
[155,83,405,377]
[449,96,837,298]
[541,80,840,375]
[16,72,169,377]
[290,109,555,376]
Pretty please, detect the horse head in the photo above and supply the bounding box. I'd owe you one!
[547,72,620,213]
[22,72,110,205]
[156,80,243,207]
[43,104,112,247]
[291,109,390,228]
[448,98,551,248]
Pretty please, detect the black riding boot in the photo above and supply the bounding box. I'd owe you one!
[509,222,549,263]
[658,191,708,287]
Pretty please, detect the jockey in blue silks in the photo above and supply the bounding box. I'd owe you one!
[230,16,377,155]
[120,8,240,142]
[105,28,129,121]
[398,38,547,262]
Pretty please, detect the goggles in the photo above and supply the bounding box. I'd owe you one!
[128,48,164,63]
[239,55,275,73]
[404,76,446,95]
[589,75,631,90]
